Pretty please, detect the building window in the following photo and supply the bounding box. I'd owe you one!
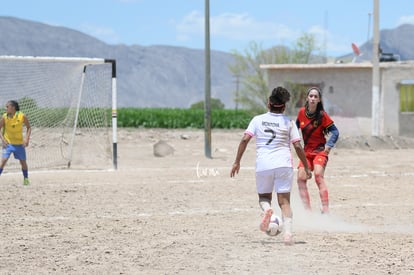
[400,80,414,112]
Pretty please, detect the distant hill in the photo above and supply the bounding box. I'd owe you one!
[338,24,414,62]
[0,16,236,108]
[0,16,413,108]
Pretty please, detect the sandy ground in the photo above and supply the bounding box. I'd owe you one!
[1,127,414,274]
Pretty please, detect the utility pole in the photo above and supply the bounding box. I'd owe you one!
[367,12,372,42]
[371,0,380,136]
[234,74,240,111]
[204,0,212,158]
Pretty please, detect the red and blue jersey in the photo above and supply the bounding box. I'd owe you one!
[296,107,335,153]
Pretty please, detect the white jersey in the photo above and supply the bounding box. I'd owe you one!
[245,112,301,172]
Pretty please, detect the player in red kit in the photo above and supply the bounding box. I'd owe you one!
[296,87,339,214]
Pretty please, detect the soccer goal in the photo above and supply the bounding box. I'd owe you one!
[0,56,117,171]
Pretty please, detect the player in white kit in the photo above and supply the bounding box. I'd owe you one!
[230,86,311,245]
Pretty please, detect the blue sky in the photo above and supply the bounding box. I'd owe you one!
[2,0,413,56]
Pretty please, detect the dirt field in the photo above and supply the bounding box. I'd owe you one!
[1,127,414,274]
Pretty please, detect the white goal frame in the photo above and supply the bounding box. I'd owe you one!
[0,55,117,171]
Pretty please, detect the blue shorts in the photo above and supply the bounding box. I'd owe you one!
[2,144,27,160]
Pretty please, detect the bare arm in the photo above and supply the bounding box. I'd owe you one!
[293,141,312,179]
[230,133,252,177]
[23,115,31,147]
[0,117,6,145]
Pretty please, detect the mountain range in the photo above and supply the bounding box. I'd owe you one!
[0,16,413,108]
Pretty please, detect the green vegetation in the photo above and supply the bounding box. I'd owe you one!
[20,106,112,128]
[23,107,253,129]
[16,95,253,129]
[229,33,320,116]
[190,98,225,110]
[117,108,253,129]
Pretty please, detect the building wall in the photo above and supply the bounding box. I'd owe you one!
[267,66,372,117]
[400,114,414,137]
[263,62,414,137]
[382,63,414,137]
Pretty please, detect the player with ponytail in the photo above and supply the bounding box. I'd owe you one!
[231,86,311,245]
[296,87,339,214]
[0,100,31,185]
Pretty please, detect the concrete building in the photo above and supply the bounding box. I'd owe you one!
[261,61,414,137]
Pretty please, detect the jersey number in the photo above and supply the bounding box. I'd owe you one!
[264,129,276,145]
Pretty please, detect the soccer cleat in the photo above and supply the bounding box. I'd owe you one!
[283,233,294,246]
[23,178,30,186]
[320,205,329,215]
[259,208,273,232]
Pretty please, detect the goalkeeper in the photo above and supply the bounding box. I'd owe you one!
[0,100,31,185]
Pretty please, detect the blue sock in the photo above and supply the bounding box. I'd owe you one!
[22,169,28,178]
[0,168,3,175]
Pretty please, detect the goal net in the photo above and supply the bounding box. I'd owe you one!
[0,56,117,172]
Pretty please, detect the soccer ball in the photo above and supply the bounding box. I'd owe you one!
[266,215,282,236]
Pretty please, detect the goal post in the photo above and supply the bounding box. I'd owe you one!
[0,55,117,171]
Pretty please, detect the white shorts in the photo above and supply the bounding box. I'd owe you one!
[255,167,293,194]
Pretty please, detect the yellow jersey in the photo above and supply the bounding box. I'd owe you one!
[2,112,25,145]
